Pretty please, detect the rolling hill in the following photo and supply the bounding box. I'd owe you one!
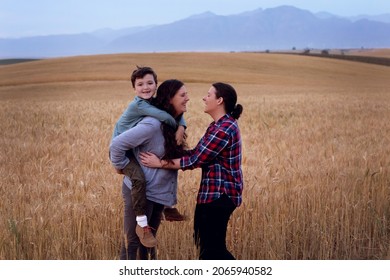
[1,52,389,102]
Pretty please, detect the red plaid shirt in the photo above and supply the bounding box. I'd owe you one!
[180,114,243,206]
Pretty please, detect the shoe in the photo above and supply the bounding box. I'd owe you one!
[163,208,186,222]
[135,225,157,248]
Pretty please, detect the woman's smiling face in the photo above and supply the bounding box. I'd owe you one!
[170,85,189,117]
[203,86,220,115]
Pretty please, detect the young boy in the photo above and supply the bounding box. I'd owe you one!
[110,66,186,248]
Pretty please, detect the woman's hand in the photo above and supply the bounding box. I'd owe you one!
[140,152,162,168]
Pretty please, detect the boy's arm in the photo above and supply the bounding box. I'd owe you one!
[175,115,187,145]
[177,115,187,128]
[137,99,177,128]
[175,125,185,145]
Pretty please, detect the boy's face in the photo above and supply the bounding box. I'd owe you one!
[134,74,157,99]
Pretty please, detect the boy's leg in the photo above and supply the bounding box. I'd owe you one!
[122,152,157,248]
[138,200,164,260]
[122,152,147,217]
[163,206,186,221]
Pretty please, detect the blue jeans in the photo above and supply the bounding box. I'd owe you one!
[194,194,236,260]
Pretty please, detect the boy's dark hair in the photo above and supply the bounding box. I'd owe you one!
[130,66,158,88]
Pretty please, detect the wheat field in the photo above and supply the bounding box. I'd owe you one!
[0,52,389,260]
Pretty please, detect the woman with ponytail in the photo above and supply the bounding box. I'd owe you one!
[141,82,243,260]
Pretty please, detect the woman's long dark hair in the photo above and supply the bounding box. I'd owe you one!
[151,79,187,161]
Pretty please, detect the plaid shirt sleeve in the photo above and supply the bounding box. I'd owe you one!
[181,115,243,206]
[181,124,229,170]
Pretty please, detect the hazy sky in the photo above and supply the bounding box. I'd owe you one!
[1,0,390,38]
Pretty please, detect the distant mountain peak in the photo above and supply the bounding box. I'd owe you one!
[1,5,390,58]
[187,11,217,19]
[315,11,341,19]
[235,7,263,16]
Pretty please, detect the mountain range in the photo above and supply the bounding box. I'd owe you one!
[1,5,390,58]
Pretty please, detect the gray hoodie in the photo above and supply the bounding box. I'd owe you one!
[110,116,178,207]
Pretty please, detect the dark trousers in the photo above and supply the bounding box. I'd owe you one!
[122,151,146,216]
[120,183,164,260]
[194,194,236,260]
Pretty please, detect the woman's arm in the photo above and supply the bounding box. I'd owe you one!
[141,125,230,170]
[140,152,181,169]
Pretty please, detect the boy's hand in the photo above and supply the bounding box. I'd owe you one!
[175,125,185,145]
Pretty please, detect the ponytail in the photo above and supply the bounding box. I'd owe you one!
[231,104,243,120]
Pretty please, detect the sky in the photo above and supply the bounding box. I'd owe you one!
[1,0,390,38]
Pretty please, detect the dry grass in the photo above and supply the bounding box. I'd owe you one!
[0,52,389,260]
[348,48,390,58]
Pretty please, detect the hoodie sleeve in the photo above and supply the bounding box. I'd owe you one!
[136,98,178,128]
[109,117,156,170]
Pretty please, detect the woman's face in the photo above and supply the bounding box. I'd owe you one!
[134,74,157,100]
[203,86,220,114]
[170,85,189,116]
